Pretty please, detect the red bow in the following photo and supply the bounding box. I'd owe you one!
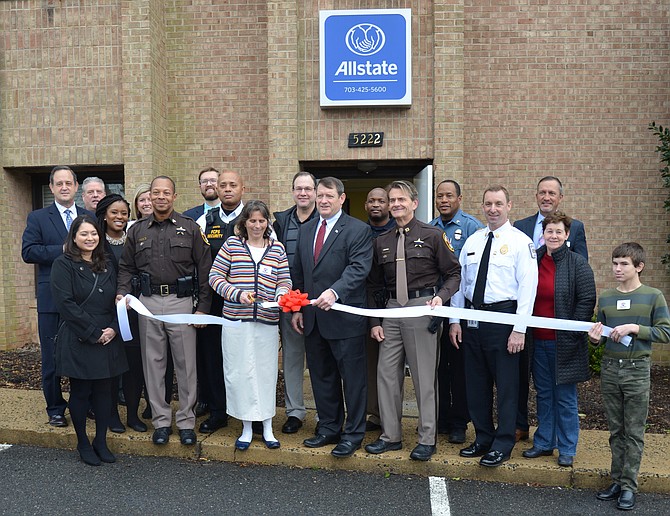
[277,289,311,312]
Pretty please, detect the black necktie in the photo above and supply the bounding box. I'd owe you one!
[472,231,494,308]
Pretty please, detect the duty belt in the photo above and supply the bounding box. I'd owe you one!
[151,284,178,296]
[390,287,436,300]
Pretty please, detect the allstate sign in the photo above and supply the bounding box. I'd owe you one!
[320,9,411,108]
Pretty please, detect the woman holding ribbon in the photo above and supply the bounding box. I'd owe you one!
[51,215,128,466]
[522,211,596,467]
[209,200,291,450]
[96,194,147,433]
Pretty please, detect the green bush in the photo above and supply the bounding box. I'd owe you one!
[589,338,604,375]
[649,121,670,266]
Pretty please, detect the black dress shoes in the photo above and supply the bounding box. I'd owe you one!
[49,415,68,427]
[448,429,466,444]
[557,455,574,467]
[281,416,303,434]
[522,446,554,459]
[365,420,382,432]
[596,483,622,501]
[331,440,360,458]
[127,419,148,432]
[199,416,228,433]
[617,490,636,510]
[480,450,510,467]
[152,426,173,445]
[303,434,340,448]
[194,401,210,417]
[179,429,197,445]
[365,439,402,455]
[109,419,126,434]
[92,443,116,463]
[459,442,490,458]
[77,445,101,466]
[410,444,436,461]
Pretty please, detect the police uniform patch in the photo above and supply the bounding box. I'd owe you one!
[500,244,509,255]
[529,243,536,259]
[200,228,210,246]
[442,232,455,253]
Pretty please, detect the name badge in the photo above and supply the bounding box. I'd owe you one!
[467,319,479,329]
[617,299,631,310]
[259,265,272,276]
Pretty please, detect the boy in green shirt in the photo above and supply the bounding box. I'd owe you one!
[589,242,670,511]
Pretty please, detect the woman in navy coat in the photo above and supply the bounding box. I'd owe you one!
[51,215,128,466]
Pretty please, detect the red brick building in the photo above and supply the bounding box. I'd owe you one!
[1,1,669,355]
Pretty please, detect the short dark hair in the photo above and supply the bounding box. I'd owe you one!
[482,184,510,203]
[612,242,646,270]
[198,167,220,181]
[150,175,176,193]
[63,215,108,272]
[292,171,317,189]
[95,194,130,235]
[317,176,344,196]
[49,165,77,185]
[235,200,272,240]
[437,179,461,197]
[541,211,572,232]
[537,176,563,194]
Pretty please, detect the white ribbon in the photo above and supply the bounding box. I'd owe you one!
[116,294,240,341]
[261,300,631,346]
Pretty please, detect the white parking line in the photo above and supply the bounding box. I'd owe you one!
[0,443,12,452]
[429,476,451,516]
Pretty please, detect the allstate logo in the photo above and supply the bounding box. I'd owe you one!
[345,23,385,56]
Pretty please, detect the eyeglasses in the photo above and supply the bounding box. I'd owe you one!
[200,179,217,185]
[293,187,314,193]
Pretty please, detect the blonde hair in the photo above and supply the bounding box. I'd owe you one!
[131,183,151,220]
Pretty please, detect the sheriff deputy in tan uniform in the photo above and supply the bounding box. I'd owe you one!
[117,176,212,447]
[365,180,461,462]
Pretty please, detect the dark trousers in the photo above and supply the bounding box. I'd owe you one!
[305,327,367,445]
[195,293,227,420]
[69,377,112,449]
[38,312,67,417]
[122,345,145,424]
[516,347,530,431]
[463,318,519,456]
[437,322,470,432]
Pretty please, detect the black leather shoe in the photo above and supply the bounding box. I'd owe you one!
[109,419,126,434]
[557,455,573,467]
[480,450,510,467]
[49,415,68,428]
[92,443,116,463]
[252,421,263,435]
[77,446,101,466]
[365,420,382,432]
[194,401,209,417]
[179,429,197,445]
[127,419,148,432]
[281,416,303,434]
[596,483,622,501]
[303,434,340,448]
[152,426,173,445]
[87,409,96,420]
[459,442,490,458]
[448,429,466,444]
[199,417,228,433]
[331,440,360,458]
[365,439,402,454]
[410,444,436,461]
[118,389,126,406]
[522,446,553,458]
[617,490,636,510]
[262,437,281,449]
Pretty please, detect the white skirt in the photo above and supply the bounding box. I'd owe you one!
[221,321,278,421]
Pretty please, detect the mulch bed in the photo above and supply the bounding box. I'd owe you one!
[2,343,670,433]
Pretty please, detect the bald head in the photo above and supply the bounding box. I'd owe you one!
[217,170,245,210]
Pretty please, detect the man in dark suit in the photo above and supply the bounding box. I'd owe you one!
[182,166,221,226]
[291,176,373,458]
[22,165,93,427]
[513,175,588,442]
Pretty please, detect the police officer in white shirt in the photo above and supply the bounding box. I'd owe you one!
[449,185,538,467]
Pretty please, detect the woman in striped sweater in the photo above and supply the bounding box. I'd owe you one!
[209,200,292,450]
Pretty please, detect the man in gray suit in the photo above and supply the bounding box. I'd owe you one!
[291,176,373,458]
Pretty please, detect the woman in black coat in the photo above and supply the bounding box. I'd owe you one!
[51,215,128,466]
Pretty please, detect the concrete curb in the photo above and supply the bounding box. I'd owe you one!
[2,388,670,492]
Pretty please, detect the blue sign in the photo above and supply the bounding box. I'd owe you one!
[320,9,412,107]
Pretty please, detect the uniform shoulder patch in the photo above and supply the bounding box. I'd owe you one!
[200,228,210,246]
[442,232,455,253]
[529,243,537,259]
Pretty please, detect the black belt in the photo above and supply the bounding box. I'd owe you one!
[467,299,517,311]
[150,284,178,296]
[390,287,436,300]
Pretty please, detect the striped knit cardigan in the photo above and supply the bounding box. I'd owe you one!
[209,236,292,324]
